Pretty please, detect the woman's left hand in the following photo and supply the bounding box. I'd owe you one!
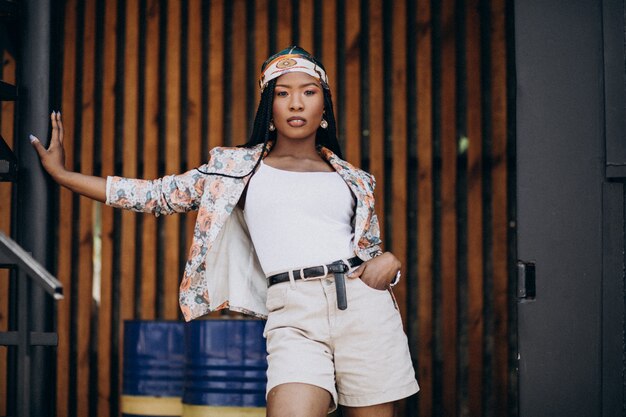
[347,252,401,290]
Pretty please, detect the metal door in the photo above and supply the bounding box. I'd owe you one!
[516,0,625,416]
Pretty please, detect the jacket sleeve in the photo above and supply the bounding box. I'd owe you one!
[357,173,385,259]
[105,164,209,216]
[360,211,384,256]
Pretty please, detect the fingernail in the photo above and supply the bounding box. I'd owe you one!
[29,134,38,143]
[57,111,61,116]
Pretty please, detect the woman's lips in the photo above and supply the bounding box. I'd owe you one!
[287,117,306,127]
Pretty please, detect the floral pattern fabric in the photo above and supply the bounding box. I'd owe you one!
[106,143,383,321]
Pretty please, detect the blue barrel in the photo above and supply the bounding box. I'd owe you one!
[122,320,186,417]
[182,319,267,416]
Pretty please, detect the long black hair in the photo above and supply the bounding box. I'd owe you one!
[197,46,342,179]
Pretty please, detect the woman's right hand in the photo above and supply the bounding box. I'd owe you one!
[30,111,66,181]
[29,111,107,202]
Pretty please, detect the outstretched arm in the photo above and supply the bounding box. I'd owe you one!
[30,111,106,202]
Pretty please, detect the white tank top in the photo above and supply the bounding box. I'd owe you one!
[243,160,355,275]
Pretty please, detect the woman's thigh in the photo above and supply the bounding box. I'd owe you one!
[267,382,332,417]
[341,402,395,417]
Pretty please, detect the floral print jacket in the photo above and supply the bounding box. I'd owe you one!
[106,142,383,321]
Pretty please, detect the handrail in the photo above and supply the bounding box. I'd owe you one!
[0,230,63,417]
[0,230,63,299]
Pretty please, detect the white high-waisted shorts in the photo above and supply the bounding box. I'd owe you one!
[263,269,419,412]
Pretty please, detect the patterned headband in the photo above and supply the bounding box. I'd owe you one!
[258,53,329,92]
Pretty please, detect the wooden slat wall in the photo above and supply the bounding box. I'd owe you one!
[56,1,76,415]
[466,0,484,415]
[0,1,515,416]
[97,1,117,414]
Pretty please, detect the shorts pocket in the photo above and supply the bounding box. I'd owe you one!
[353,277,389,294]
[349,277,399,312]
[265,284,289,313]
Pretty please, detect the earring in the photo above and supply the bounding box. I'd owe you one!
[320,119,328,129]
[269,121,276,131]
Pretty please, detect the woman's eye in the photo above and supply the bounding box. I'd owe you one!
[276,91,288,97]
[304,90,316,96]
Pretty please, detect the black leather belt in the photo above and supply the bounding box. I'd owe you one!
[267,256,364,310]
[267,256,363,286]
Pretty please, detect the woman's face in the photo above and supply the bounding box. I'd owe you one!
[272,71,324,143]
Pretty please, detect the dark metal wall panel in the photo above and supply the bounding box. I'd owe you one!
[515,0,605,416]
[603,0,626,178]
[601,183,625,416]
[601,1,626,414]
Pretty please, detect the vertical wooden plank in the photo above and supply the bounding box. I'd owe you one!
[97,0,117,414]
[321,0,337,113]
[254,0,269,106]
[119,7,139,406]
[186,0,202,270]
[163,0,181,319]
[455,2,469,412]
[275,0,293,48]
[57,0,77,414]
[466,0,484,416]
[186,0,201,164]
[141,0,160,320]
[298,0,314,52]
[391,0,408,319]
[392,0,411,318]
[76,1,97,415]
[416,0,434,415]
[245,1,257,128]
[209,0,225,149]
[231,0,247,145]
[121,0,139,311]
[440,0,458,414]
[490,0,509,414]
[368,0,385,243]
[343,0,360,165]
[0,49,16,417]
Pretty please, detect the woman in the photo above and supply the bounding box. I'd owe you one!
[31,46,418,417]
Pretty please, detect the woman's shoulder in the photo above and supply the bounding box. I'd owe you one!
[203,144,264,176]
[208,144,265,164]
[209,143,264,158]
[345,163,376,190]
[320,148,372,175]
[320,147,377,190]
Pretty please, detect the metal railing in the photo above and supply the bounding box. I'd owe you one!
[0,231,63,417]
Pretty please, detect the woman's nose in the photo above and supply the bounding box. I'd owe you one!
[289,96,304,111]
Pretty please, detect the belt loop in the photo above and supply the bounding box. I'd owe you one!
[288,269,297,289]
[342,258,352,273]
